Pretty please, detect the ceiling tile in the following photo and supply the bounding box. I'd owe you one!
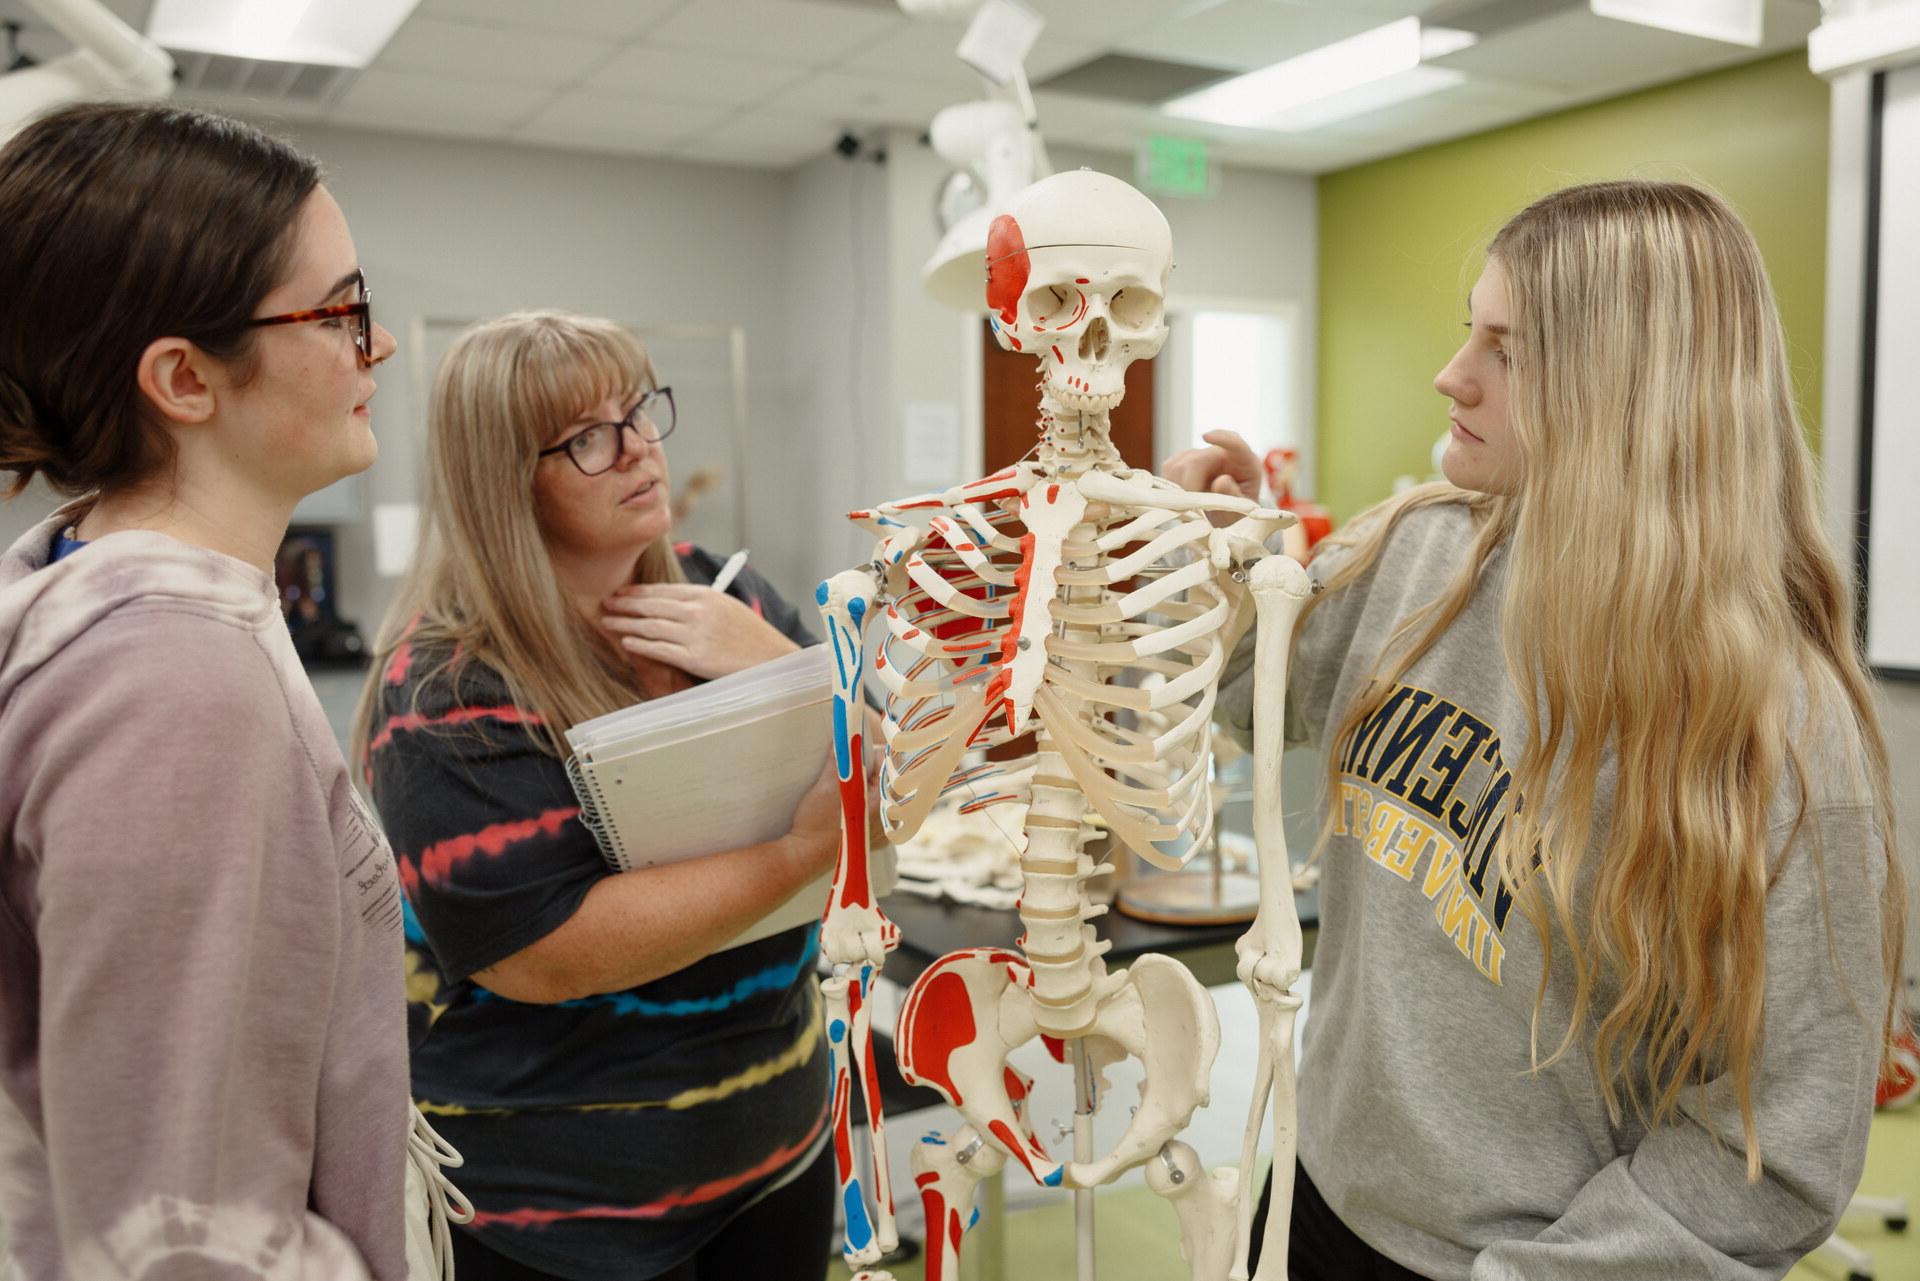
[840,21,1099,93]
[0,0,147,47]
[373,16,612,86]
[586,44,810,109]
[328,69,555,129]
[758,69,967,127]
[647,0,905,68]
[516,90,732,146]
[413,0,684,40]
[1116,0,1394,74]
[1439,8,1766,96]
[1022,0,1183,45]
[838,20,989,91]
[1315,76,1564,141]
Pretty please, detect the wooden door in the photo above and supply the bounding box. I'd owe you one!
[980,321,1155,472]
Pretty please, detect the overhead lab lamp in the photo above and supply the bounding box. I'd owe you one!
[1163,18,1476,131]
[1590,0,1762,47]
[0,0,173,144]
[147,0,423,67]
[910,0,1054,310]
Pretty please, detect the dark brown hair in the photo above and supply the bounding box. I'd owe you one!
[0,102,322,497]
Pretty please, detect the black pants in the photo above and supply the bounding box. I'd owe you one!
[449,1145,835,1281]
[1250,1160,1431,1281]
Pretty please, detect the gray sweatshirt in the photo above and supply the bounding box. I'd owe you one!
[0,511,411,1279]
[1218,501,1892,1281]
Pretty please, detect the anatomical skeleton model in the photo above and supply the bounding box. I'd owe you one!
[814,169,1313,1281]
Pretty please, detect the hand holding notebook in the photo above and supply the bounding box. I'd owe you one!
[563,644,890,950]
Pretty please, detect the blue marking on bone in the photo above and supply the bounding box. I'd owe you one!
[844,1183,874,1250]
[829,620,848,689]
[924,1133,947,1145]
[850,597,866,623]
[968,1207,980,1230]
[833,701,852,779]
[830,1018,847,1043]
[816,580,830,606]
[1042,1166,1064,1187]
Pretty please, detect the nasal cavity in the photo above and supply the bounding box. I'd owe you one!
[1078,316,1110,362]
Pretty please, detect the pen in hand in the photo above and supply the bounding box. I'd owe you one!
[710,549,749,594]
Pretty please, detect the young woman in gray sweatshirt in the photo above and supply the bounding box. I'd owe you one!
[1172,180,1904,1280]
[0,104,410,1279]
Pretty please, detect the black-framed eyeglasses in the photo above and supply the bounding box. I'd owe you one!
[249,271,375,362]
[537,387,677,476]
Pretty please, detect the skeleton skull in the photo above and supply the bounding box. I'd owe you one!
[985,169,1172,414]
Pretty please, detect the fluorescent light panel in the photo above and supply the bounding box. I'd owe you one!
[148,0,422,67]
[1163,18,1476,129]
[1590,0,1762,48]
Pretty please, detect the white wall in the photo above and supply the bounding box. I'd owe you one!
[0,123,1319,635]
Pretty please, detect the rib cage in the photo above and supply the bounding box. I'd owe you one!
[857,468,1262,870]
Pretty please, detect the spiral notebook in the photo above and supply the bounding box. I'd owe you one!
[563,644,841,950]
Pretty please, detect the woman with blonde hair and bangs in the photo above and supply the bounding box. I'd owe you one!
[1168,180,1905,1280]
[353,310,844,1281]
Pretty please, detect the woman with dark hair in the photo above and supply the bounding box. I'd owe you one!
[0,103,411,1279]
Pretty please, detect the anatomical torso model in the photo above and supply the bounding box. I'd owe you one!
[814,169,1312,1281]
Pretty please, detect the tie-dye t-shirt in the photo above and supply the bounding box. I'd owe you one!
[368,547,830,1280]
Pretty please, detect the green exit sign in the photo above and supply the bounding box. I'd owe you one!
[1139,136,1214,198]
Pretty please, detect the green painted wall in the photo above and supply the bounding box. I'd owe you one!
[1315,52,1830,521]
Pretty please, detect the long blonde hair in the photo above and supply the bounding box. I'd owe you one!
[352,310,684,766]
[1308,182,1903,1178]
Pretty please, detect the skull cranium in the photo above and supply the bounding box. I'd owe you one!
[985,169,1172,414]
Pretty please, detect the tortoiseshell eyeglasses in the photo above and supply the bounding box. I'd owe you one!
[249,272,375,361]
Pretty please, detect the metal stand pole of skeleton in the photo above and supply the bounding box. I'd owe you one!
[815,169,1311,1281]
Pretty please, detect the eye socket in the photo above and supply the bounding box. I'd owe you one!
[1109,287,1161,329]
[1023,284,1077,327]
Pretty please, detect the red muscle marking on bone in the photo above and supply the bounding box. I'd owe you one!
[1042,1035,1067,1064]
[832,1066,854,1173]
[985,214,1029,324]
[1052,346,1064,364]
[988,532,1040,711]
[1003,1066,1029,1104]
[917,1187,949,1281]
[988,1119,1054,1182]
[899,970,977,1103]
[950,1207,965,1255]
[1008,336,1022,351]
[1076,277,1090,284]
[837,734,875,909]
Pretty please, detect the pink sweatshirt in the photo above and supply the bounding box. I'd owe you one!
[0,512,410,1279]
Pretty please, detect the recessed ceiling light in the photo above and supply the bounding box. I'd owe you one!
[147,0,423,67]
[1590,0,1762,47]
[1161,18,1476,130]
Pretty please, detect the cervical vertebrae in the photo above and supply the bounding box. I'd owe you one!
[816,169,1312,1281]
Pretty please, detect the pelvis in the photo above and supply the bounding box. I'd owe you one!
[895,946,1220,1189]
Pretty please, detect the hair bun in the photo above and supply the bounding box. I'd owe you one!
[0,367,58,480]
